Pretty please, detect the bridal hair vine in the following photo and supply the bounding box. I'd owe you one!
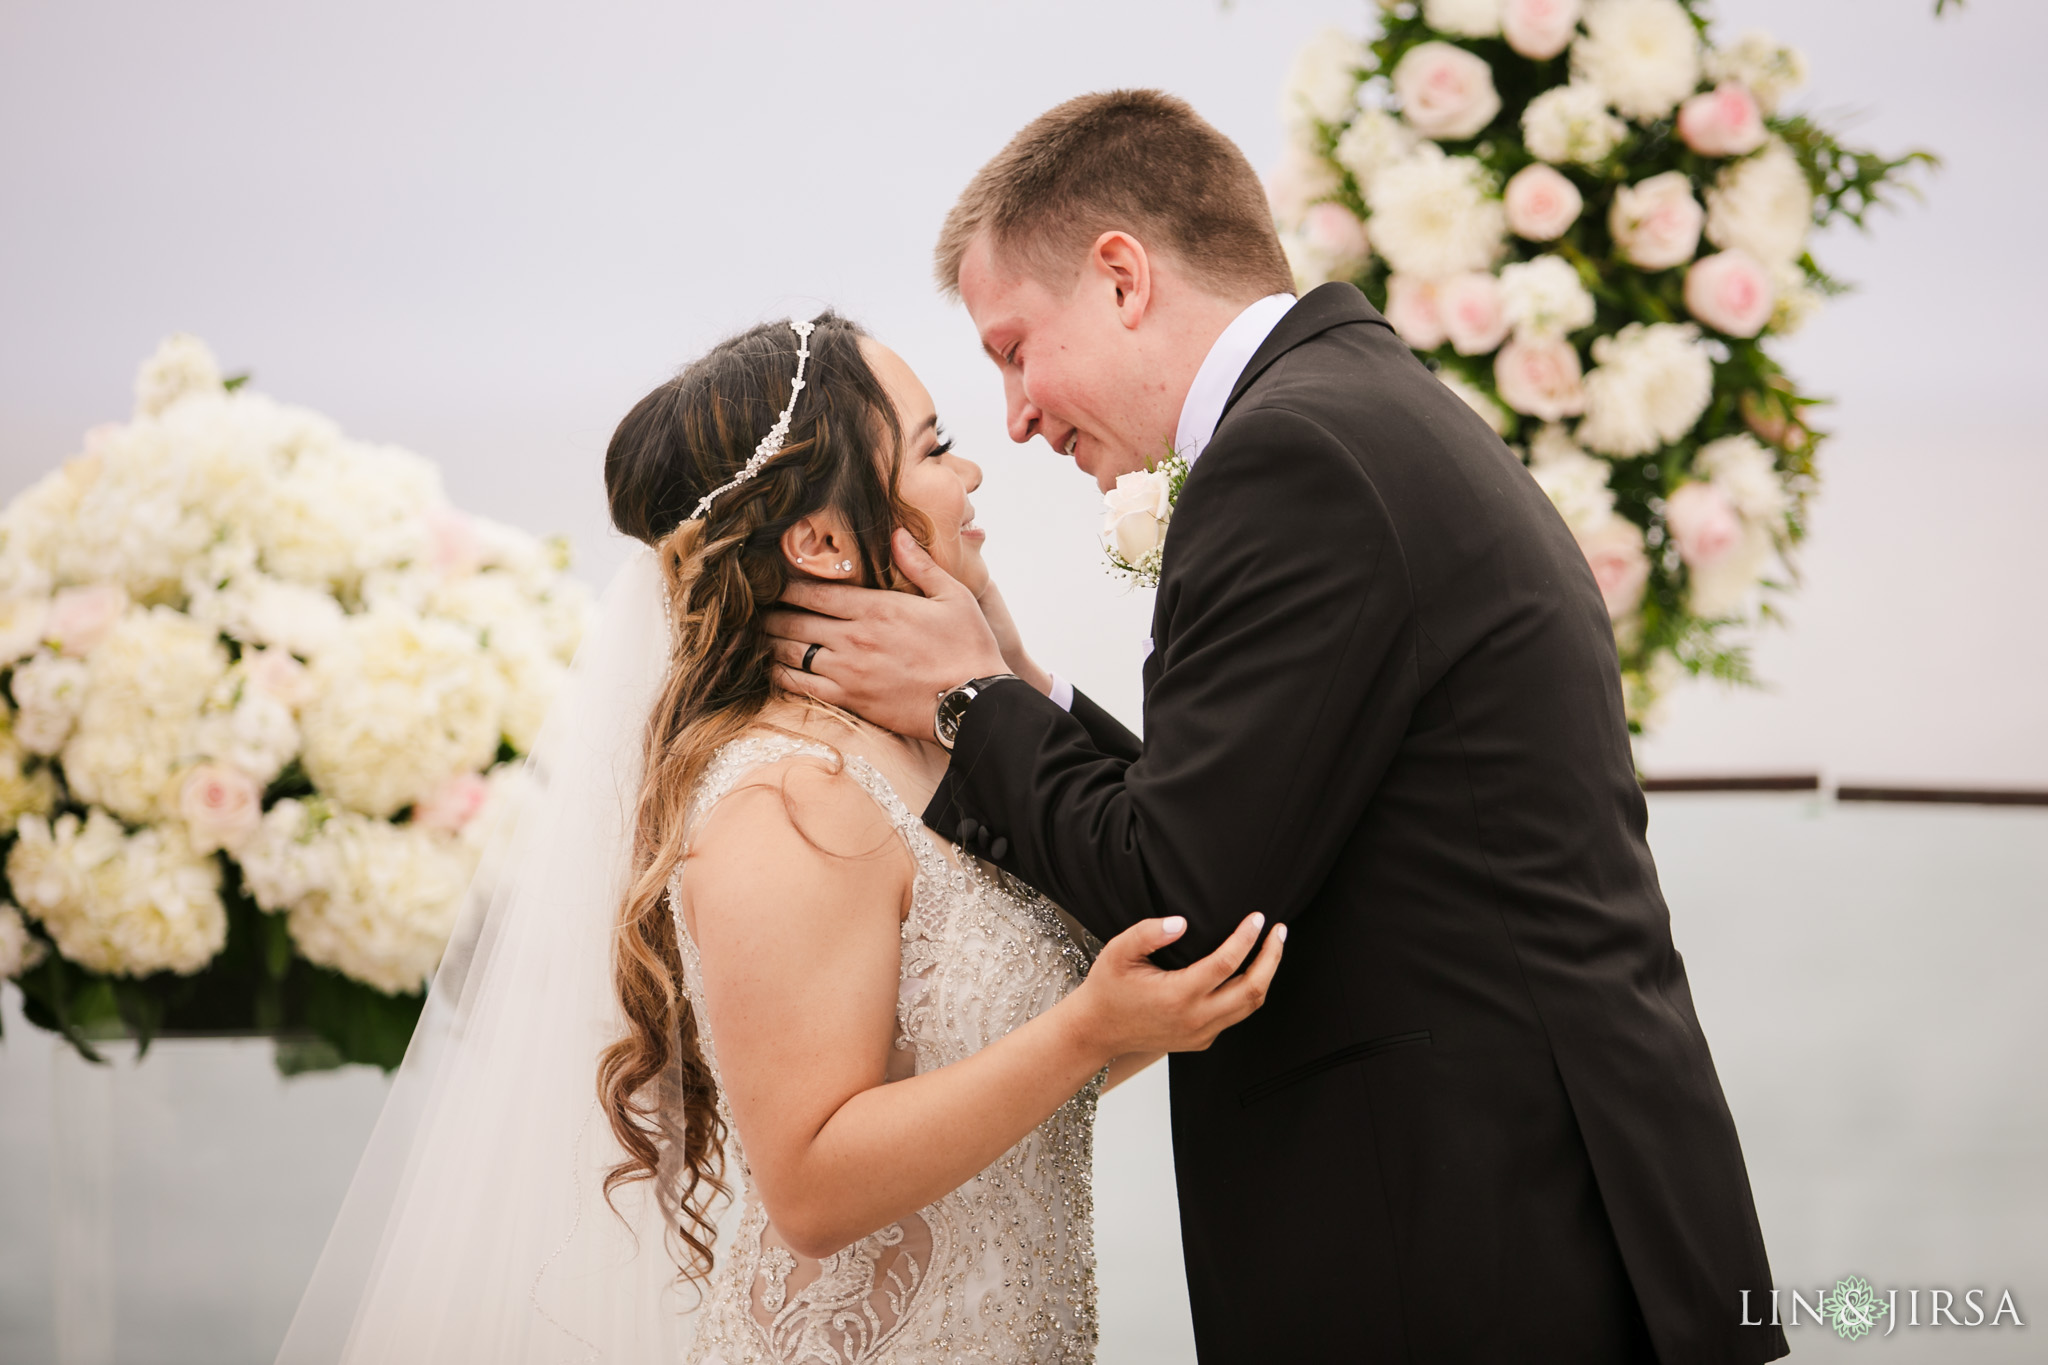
[689,320,817,522]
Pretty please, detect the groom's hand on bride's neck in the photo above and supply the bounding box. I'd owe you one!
[765,529,1025,742]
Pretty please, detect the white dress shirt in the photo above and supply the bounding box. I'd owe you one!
[1047,292,1298,708]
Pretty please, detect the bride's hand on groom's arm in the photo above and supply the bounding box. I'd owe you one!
[1069,911,1286,1059]
[764,529,1041,737]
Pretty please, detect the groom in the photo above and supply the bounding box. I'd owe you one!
[769,91,1786,1364]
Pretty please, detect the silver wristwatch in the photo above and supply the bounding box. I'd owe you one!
[933,674,1019,751]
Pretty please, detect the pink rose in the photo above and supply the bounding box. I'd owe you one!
[1266,142,1340,227]
[1391,42,1503,142]
[1608,171,1704,271]
[1576,519,1651,621]
[47,584,129,657]
[1494,336,1588,420]
[1677,83,1766,158]
[1438,273,1512,356]
[245,647,318,709]
[1303,201,1371,272]
[1684,250,1775,338]
[1502,0,1583,60]
[426,506,482,578]
[1664,482,1743,569]
[1384,275,1448,351]
[412,772,492,833]
[1503,164,1584,241]
[179,763,264,854]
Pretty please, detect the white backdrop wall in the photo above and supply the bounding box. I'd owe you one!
[0,0,2042,785]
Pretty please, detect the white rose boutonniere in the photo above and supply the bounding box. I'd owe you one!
[1102,451,1191,589]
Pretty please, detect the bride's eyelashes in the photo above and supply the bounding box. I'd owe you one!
[926,426,954,461]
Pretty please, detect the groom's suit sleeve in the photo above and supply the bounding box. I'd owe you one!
[924,408,1416,967]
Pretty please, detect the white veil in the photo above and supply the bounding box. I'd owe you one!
[276,546,723,1363]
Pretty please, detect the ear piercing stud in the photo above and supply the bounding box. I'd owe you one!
[836,559,853,572]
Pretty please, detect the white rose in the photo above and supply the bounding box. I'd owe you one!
[1438,371,1510,436]
[1503,164,1584,241]
[1266,139,1342,229]
[1677,83,1766,158]
[1366,150,1506,278]
[1705,141,1813,268]
[134,334,224,418]
[1424,0,1501,38]
[1520,83,1628,165]
[1684,250,1775,338]
[1384,275,1450,351]
[1494,336,1588,421]
[1571,0,1701,122]
[1332,110,1418,200]
[1499,255,1596,339]
[299,606,507,819]
[1609,171,1704,271]
[1576,322,1714,456]
[7,810,226,977]
[1438,273,1512,356]
[1282,28,1365,130]
[47,584,130,658]
[1695,434,1788,525]
[0,596,49,664]
[1705,31,1807,115]
[0,903,47,979]
[1282,202,1371,289]
[177,762,265,854]
[1392,42,1503,142]
[8,652,90,756]
[1103,468,1174,567]
[1502,0,1583,60]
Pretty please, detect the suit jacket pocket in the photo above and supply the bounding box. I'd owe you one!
[1238,1029,1431,1108]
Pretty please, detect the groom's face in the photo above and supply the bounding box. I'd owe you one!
[958,233,1172,492]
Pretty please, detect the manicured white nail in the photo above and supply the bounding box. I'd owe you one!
[1250,912,1265,931]
[1275,924,1289,944]
[1162,916,1186,936]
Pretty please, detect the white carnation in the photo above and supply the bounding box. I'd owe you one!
[8,810,226,977]
[1705,141,1814,268]
[0,903,47,978]
[1425,0,1502,36]
[1282,27,1365,130]
[1705,31,1807,115]
[194,666,300,785]
[1521,84,1628,165]
[135,334,224,418]
[299,606,506,818]
[1530,443,1618,534]
[1576,322,1714,457]
[61,608,228,823]
[239,799,474,995]
[183,541,347,658]
[1438,371,1510,436]
[1366,150,1506,278]
[9,652,91,756]
[1499,255,1596,339]
[254,440,440,593]
[1333,110,1419,199]
[1571,0,1702,122]
[1695,434,1788,526]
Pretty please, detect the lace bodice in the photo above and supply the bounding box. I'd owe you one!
[670,734,1101,1365]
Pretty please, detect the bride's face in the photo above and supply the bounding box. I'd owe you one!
[860,338,988,595]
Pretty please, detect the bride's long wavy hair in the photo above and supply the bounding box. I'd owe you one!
[599,313,930,1280]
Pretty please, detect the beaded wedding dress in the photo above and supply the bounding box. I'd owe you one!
[673,734,1103,1365]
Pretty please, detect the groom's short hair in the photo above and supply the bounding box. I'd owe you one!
[936,89,1294,301]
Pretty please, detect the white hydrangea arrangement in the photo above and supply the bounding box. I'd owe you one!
[0,337,588,1067]
[1272,1,1935,729]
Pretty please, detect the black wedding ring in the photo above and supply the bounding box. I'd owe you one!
[801,642,823,674]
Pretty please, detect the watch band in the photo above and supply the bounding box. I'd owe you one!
[933,673,1020,751]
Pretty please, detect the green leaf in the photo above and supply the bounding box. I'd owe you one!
[222,372,251,392]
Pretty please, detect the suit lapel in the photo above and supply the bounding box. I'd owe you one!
[1217,282,1390,427]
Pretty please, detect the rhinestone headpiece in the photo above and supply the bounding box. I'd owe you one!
[689,320,817,522]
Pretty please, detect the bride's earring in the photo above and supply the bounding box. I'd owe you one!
[836,559,853,573]
[794,555,805,564]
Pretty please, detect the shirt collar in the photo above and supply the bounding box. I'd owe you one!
[1173,292,1297,466]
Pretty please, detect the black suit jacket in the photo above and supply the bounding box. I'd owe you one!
[926,284,1786,1364]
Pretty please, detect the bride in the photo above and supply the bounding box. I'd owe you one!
[276,313,1283,1365]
